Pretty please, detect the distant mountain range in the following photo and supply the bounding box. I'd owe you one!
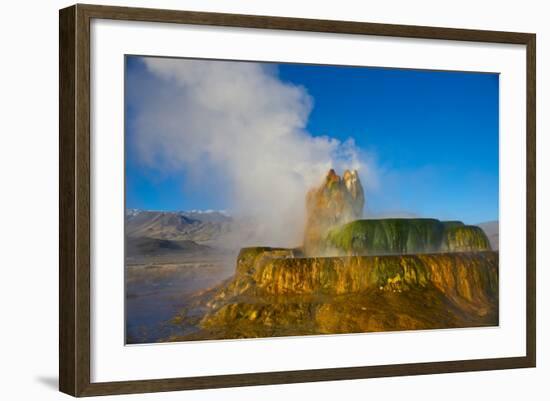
[126,209,233,245]
[477,220,499,250]
[125,209,265,256]
[126,208,231,223]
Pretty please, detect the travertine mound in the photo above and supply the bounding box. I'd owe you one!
[325,219,491,256]
[169,247,498,341]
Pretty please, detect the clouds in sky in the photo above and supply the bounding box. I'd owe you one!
[129,57,375,246]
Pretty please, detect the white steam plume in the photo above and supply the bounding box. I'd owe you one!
[130,57,375,247]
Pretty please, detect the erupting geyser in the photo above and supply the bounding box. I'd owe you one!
[167,169,498,341]
[304,169,365,256]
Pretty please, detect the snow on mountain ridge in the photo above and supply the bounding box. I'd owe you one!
[126,208,230,217]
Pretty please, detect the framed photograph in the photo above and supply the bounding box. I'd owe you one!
[59,4,536,397]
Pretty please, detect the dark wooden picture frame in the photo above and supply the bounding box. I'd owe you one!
[59,3,536,397]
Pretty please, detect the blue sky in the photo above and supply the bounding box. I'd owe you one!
[126,57,499,224]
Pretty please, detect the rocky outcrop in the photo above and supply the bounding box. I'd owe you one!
[325,219,491,256]
[168,247,498,341]
[304,169,365,255]
[214,247,497,301]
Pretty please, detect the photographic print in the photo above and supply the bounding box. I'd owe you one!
[124,56,499,344]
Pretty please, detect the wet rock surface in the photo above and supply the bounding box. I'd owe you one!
[166,248,498,341]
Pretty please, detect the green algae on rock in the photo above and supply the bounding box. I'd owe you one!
[442,225,492,252]
[325,218,491,256]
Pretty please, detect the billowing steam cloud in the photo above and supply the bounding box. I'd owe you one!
[130,57,376,247]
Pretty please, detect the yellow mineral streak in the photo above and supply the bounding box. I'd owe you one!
[184,248,499,340]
